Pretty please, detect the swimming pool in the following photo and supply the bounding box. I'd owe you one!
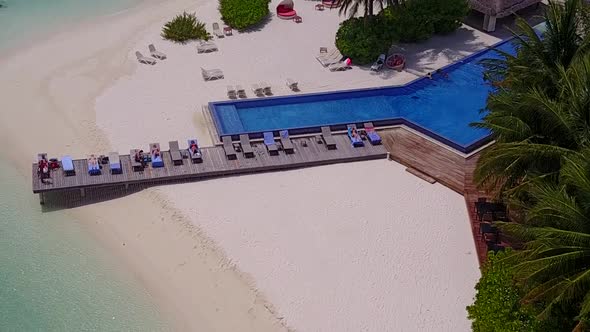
[210,39,515,154]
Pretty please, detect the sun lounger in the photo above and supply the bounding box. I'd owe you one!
[136,51,156,65]
[364,122,382,145]
[150,143,164,168]
[197,41,218,53]
[148,44,166,60]
[317,50,342,67]
[130,149,144,171]
[87,154,101,175]
[286,78,298,91]
[62,155,75,176]
[329,62,352,71]
[347,124,364,147]
[260,82,272,95]
[227,85,237,99]
[263,132,279,156]
[279,130,294,154]
[321,126,337,150]
[187,139,203,163]
[108,152,122,174]
[222,136,237,160]
[371,54,385,72]
[239,134,255,158]
[236,85,246,98]
[169,141,183,166]
[212,23,224,38]
[317,48,338,60]
[201,67,224,81]
[251,84,264,96]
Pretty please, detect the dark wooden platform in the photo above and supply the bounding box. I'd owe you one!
[33,135,387,197]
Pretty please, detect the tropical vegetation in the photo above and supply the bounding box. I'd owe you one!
[161,12,210,43]
[219,0,270,31]
[468,0,590,330]
[335,0,468,65]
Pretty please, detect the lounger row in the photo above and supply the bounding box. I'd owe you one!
[136,44,167,65]
[130,140,204,171]
[227,79,298,99]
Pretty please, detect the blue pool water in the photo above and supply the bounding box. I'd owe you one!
[211,40,515,153]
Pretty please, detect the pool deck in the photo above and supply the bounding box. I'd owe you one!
[32,134,388,202]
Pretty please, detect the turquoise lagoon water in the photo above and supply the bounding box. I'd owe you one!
[0,1,170,330]
[0,0,141,53]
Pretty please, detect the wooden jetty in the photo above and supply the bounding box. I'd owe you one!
[33,134,388,204]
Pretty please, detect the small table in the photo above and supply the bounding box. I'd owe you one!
[315,3,325,10]
[294,15,302,23]
[223,26,232,36]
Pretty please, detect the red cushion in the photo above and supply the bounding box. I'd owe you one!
[277,9,296,17]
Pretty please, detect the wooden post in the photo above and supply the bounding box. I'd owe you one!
[39,193,45,205]
[80,188,85,198]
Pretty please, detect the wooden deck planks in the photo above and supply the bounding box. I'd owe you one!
[33,134,387,194]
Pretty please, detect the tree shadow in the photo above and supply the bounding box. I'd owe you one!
[463,3,547,40]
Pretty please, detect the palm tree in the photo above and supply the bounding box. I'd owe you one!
[499,149,590,330]
[337,0,400,18]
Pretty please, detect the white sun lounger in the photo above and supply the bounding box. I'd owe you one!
[318,53,343,67]
[286,78,298,91]
[148,44,166,60]
[212,23,224,38]
[197,41,218,53]
[136,51,156,65]
[329,62,352,72]
[227,85,237,99]
[252,84,264,96]
[201,67,224,81]
[260,82,272,95]
[236,85,246,98]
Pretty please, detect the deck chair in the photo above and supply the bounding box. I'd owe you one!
[108,152,122,174]
[130,149,144,171]
[197,41,218,53]
[136,51,156,65]
[316,48,338,61]
[187,139,203,163]
[201,67,224,81]
[227,86,237,99]
[329,62,352,72]
[279,130,295,154]
[150,143,165,168]
[251,84,264,96]
[212,23,224,38]
[239,134,255,158]
[169,141,183,165]
[371,54,385,72]
[62,156,76,176]
[221,136,237,160]
[263,132,279,156]
[347,124,364,147]
[286,78,299,91]
[317,50,342,67]
[321,126,337,150]
[364,122,382,145]
[148,44,167,60]
[236,85,247,98]
[87,154,101,175]
[260,82,272,95]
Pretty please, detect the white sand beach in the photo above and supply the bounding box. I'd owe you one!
[0,0,500,330]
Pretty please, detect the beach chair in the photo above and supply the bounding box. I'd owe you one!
[212,23,224,38]
[316,49,342,67]
[347,124,364,147]
[187,139,203,163]
[108,152,122,174]
[236,85,247,98]
[260,82,272,95]
[329,62,352,72]
[317,48,337,60]
[263,132,279,156]
[286,78,299,91]
[221,136,237,160]
[62,156,76,176]
[150,143,165,168]
[197,41,218,53]
[227,86,237,99]
[364,122,382,145]
[130,149,144,172]
[279,130,295,154]
[169,141,183,166]
[321,126,337,150]
[239,134,255,158]
[87,154,102,175]
[148,44,167,60]
[251,84,264,97]
[371,54,385,72]
[201,67,224,81]
[135,51,156,65]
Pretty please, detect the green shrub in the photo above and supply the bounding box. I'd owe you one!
[219,0,270,31]
[335,17,391,65]
[382,2,434,43]
[431,0,470,34]
[162,12,210,43]
[466,251,538,332]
